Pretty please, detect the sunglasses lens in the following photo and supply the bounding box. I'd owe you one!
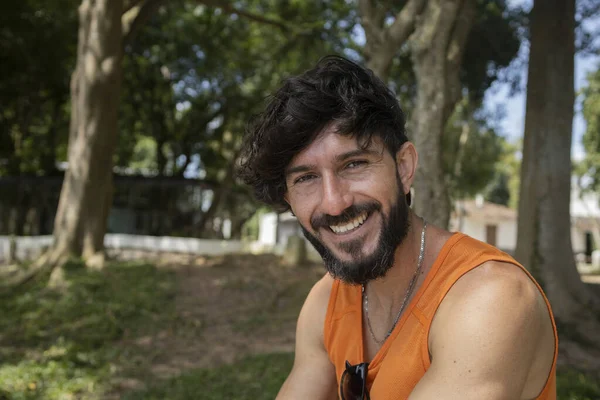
[341,371,364,400]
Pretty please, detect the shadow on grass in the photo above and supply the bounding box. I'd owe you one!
[123,352,293,400]
[0,260,176,400]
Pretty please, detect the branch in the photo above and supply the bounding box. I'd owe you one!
[445,0,476,71]
[359,0,426,79]
[443,0,477,122]
[358,0,385,46]
[122,0,165,46]
[123,0,145,14]
[386,0,427,50]
[194,0,289,32]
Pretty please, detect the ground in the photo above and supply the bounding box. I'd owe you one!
[0,253,599,399]
[112,252,323,390]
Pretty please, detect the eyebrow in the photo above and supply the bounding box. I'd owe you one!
[334,148,380,163]
[285,148,380,178]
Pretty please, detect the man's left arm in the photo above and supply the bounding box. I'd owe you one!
[409,261,554,400]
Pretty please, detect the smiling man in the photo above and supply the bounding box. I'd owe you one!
[238,56,557,400]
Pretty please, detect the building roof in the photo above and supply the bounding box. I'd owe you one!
[453,199,517,222]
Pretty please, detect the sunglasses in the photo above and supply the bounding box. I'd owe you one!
[340,360,370,400]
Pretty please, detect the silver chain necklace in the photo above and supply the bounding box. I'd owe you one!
[363,218,427,346]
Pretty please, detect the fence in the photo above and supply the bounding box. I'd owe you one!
[0,234,269,263]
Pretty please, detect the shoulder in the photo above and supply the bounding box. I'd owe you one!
[430,260,552,364]
[432,261,546,334]
[410,261,556,398]
[452,260,542,308]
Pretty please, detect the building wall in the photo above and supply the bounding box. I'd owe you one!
[571,226,589,255]
[453,218,517,253]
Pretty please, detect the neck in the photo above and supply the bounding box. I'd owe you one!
[365,212,425,310]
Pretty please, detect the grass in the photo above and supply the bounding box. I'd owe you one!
[557,369,600,400]
[0,260,176,400]
[0,257,599,399]
[123,353,294,400]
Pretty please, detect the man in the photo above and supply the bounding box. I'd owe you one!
[238,56,557,400]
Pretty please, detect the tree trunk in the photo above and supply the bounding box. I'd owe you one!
[49,0,124,270]
[410,0,476,228]
[515,0,600,348]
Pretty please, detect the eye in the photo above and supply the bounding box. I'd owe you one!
[345,160,368,169]
[294,174,316,185]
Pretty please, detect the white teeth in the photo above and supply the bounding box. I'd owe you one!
[330,212,368,234]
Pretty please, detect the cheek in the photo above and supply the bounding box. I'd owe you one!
[290,203,315,228]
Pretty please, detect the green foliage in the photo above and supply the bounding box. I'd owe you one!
[557,369,600,400]
[443,100,506,201]
[0,0,77,176]
[484,139,521,208]
[578,67,600,193]
[123,353,294,400]
[461,0,523,102]
[0,261,176,400]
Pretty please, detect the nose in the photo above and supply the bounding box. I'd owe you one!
[320,174,353,216]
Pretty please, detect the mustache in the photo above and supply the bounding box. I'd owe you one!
[310,202,381,231]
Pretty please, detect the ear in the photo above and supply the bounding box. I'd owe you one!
[283,192,293,213]
[395,142,418,196]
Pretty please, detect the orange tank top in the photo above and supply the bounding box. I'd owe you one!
[324,233,558,400]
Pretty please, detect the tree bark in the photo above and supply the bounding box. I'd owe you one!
[515,0,600,346]
[411,0,476,228]
[49,0,124,269]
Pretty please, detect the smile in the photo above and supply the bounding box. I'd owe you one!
[329,211,369,234]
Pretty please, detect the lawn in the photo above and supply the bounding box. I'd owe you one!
[0,255,598,399]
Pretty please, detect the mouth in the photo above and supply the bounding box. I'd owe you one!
[328,211,370,235]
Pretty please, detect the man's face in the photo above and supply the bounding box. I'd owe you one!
[284,127,410,285]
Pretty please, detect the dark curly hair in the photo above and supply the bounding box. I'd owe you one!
[237,55,409,211]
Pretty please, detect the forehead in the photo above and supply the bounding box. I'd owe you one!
[287,127,384,169]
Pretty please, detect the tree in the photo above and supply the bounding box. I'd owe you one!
[358,0,520,228]
[359,0,475,228]
[12,0,317,284]
[5,0,162,287]
[115,1,355,238]
[515,0,600,347]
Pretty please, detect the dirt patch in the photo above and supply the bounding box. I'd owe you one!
[112,253,324,392]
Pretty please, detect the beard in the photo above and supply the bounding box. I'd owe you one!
[299,176,410,285]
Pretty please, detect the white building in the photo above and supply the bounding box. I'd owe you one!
[449,195,517,253]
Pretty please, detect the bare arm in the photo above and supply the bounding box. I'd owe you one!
[409,262,555,400]
[276,274,338,400]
